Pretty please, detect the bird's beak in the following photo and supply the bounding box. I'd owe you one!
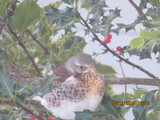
[88,63,99,69]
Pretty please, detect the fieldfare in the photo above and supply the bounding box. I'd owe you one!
[33,53,104,120]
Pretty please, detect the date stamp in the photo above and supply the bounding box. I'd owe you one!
[112,101,150,105]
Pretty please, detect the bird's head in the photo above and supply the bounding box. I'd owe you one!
[65,53,97,74]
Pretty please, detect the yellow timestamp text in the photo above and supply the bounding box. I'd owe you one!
[112,101,150,106]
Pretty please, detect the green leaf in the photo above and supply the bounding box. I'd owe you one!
[133,88,147,99]
[63,36,83,49]
[140,49,151,59]
[0,114,15,120]
[45,6,76,31]
[132,105,149,120]
[153,44,160,54]
[143,90,157,110]
[156,55,160,63]
[13,0,41,32]
[139,0,148,9]
[0,0,8,16]
[140,29,160,39]
[62,0,74,5]
[75,110,94,120]
[130,37,144,49]
[45,6,77,34]
[101,94,122,119]
[0,63,14,98]
[75,110,111,120]
[127,48,140,56]
[96,64,116,77]
[132,90,157,120]
[30,75,58,98]
[0,48,7,61]
[82,0,107,9]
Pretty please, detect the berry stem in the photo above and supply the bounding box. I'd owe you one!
[76,9,159,80]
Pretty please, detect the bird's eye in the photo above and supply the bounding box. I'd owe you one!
[79,66,87,71]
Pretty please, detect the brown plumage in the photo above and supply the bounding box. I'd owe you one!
[33,53,104,120]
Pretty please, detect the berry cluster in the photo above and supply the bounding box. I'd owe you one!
[30,115,54,120]
[104,34,122,51]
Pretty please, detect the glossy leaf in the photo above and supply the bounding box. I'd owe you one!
[63,36,83,49]
[62,0,74,4]
[139,0,148,9]
[101,94,122,119]
[140,49,151,59]
[0,63,14,98]
[132,90,157,120]
[143,90,157,110]
[0,48,7,61]
[13,0,41,32]
[156,55,160,63]
[0,0,8,16]
[153,44,160,54]
[45,6,76,31]
[30,75,58,97]
[130,37,144,49]
[140,29,160,39]
[75,110,94,120]
[133,88,147,99]
[132,105,149,120]
[96,64,117,77]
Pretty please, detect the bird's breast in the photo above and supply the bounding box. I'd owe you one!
[81,72,104,97]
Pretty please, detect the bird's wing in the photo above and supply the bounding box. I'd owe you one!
[43,76,88,107]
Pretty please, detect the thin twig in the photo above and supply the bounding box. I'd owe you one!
[0,0,18,33]
[105,77,160,86]
[8,25,42,76]
[27,30,49,54]
[76,10,158,80]
[15,102,44,120]
[128,0,148,20]
[119,61,127,101]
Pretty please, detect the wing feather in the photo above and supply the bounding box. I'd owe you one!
[43,76,88,107]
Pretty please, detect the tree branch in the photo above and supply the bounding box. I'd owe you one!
[6,63,160,87]
[8,25,42,76]
[0,0,18,33]
[105,77,160,86]
[76,10,159,80]
[27,30,49,54]
[15,102,44,120]
[128,0,148,20]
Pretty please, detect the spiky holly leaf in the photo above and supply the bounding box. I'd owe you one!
[63,36,84,50]
[101,94,122,119]
[62,0,74,5]
[13,0,41,32]
[139,0,148,9]
[153,44,160,54]
[96,64,117,77]
[140,49,151,59]
[0,49,7,61]
[130,37,144,49]
[45,6,77,33]
[156,55,160,63]
[0,63,14,98]
[132,90,157,120]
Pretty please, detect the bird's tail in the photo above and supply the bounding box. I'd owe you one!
[32,96,43,102]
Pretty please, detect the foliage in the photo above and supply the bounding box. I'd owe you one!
[0,0,160,120]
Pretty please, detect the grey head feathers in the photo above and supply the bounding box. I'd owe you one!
[65,53,96,74]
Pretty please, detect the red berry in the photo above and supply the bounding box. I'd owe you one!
[30,115,36,120]
[104,38,111,43]
[107,34,112,39]
[116,46,122,51]
[47,118,54,120]
[41,117,45,120]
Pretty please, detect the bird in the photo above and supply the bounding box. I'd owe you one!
[33,53,104,120]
